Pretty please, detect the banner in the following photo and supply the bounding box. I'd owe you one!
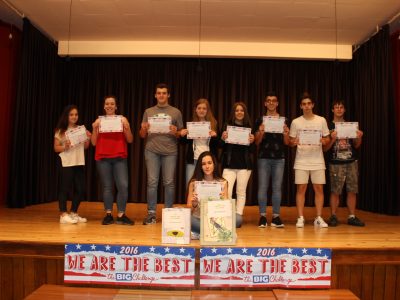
[64,244,195,287]
[200,247,331,288]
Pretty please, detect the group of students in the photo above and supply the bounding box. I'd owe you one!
[54,83,365,233]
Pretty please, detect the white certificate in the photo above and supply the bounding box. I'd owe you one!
[148,116,171,133]
[195,181,223,200]
[65,125,88,147]
[225,126,251,145]
[187,122,210,139]
[335,122,358,139]
[262,116,286,133]
[99,115,123,133]
[298,129,322,146]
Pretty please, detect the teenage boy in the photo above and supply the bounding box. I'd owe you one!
[323,100,364,226]
[289,93,330,228]
[139,83,183,225]
[254,92,289,228]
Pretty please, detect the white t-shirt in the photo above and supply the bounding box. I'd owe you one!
[54,130,85,167]
[289,115,329,170]
[193,138,210,160]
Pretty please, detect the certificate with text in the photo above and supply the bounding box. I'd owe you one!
[298,129,322,146]
[99,115,123,133]
[148,116,171,134]
[335,122,358,139]
[263,116,286,133]
[187,122,211,139]
[195,181,224,201]
[65,125,88,147]
[226,126,251,145]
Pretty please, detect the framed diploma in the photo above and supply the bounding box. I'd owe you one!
[335,122,358,139]
[225,126,251,145]
[200,198,236,246]
[161,208,191,245]
[195,181,224,200]
[65,125,88,147]
[148,116,171,133]
[262,116,286,133]
[187,122,211,139]
[298,129,322,146]
[99,115,123,133]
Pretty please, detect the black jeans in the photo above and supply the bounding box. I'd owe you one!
[58,166,85,212]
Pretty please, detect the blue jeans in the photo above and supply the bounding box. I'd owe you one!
[257,158,285,215]
[185,161,197,186]
[191,214,243,234]
[96,158,128,213]
[145,149,177,213]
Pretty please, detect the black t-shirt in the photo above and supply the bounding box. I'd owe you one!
[254,117,287,159]
[328,121,358,164]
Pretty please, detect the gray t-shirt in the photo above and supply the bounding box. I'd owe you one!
[142,104,183,155]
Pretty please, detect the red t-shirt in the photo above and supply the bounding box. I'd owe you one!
[95,132,127,160]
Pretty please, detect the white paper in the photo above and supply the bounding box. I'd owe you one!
[65,125,88,147]
[298,129,322,146]
[161,208,190,245]
[225,126,251,145]
[207,200,232,218]
[99,115,123,133]
[148,116,171,133]
[335,122,358,139]
[262,116,286,133]
[195,181,224,200]
[187,122,211,139]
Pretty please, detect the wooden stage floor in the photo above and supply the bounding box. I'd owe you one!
[0,202,399,250]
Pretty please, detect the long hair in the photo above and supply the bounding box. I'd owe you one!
[55,104,78,134]
[228,101,252,127]
[192,98,217,131]
[189,151,222,183]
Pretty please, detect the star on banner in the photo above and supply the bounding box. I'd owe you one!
[76,244,81,250]
[105,245,111,251]
[179,248,185,253]
[287,248,293,254]
[226,248,233,254]
[316,248,322,254]
[149,246,155,252]
[91,245,96,250]
[164,247,170,253]
[211,248,217,253]
[302,248,308,254]
[241,248,248,254]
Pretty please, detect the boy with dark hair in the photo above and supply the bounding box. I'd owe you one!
[289,92,330,228]
[323,100,364,226]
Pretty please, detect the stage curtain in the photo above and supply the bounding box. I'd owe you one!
[8,19,398,216]
[391,29,400,215]
[0,21,21,207]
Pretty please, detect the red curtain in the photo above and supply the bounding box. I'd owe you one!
[391,30,400,207]
[0,21,21,206]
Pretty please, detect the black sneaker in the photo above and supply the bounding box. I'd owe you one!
[116,214,134,225]
[348,216,365,227]
[328,215,338,227]
[102,213,114,225]
[258,216,267,228]
[143,213,156,225]
[271,216,284,228]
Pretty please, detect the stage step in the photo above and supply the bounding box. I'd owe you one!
[25,285,360,300]
[273,289,360,300]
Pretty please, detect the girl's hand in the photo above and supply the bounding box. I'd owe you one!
[222,131,228,141]
[283,125,289,135]
[180,128,188,137]
[210,130,217,137]
[249,134,255,143]
[92,119,100,129]
[64,140,71,151]
[258,124,265,133]
[122,117,130,131]
[192,193,199,208]
[169,125,177,135]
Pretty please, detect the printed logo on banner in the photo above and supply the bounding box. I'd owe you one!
[64,244,195,287]
[199,247,331,288]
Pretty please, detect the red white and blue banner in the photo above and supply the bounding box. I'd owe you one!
[64,244,195,287]
[200,247,331,288]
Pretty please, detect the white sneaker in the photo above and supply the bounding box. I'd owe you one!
[60,214,78,224]
[296,217,305,228]
[70,213,87,223]
[314,216,328,228]
[190,231,200,240]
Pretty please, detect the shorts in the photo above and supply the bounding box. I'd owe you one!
[295,169,326,185]
[329,161,358,194]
